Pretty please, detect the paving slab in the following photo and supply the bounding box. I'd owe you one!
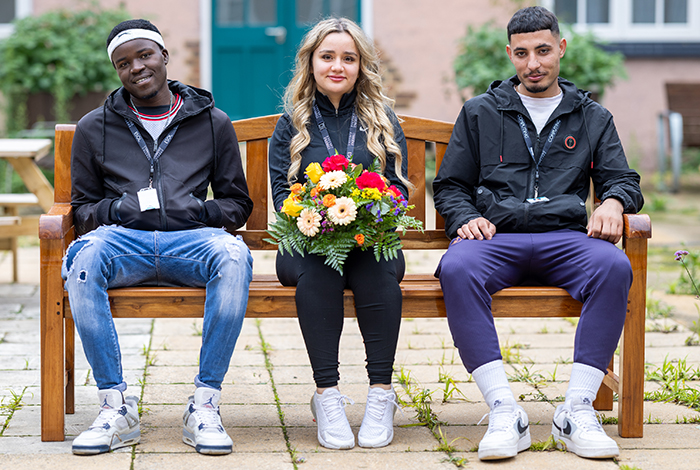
[132,452,294,470]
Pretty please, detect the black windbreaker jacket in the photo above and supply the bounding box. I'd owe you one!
[433,76,643,239]
[71,80,253,236]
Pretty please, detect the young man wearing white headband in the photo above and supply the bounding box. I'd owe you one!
[64,19,254,456]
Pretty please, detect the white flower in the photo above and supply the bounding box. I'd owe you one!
[327,197,357,225]
[317,171,347,190]
[297,208,322,237]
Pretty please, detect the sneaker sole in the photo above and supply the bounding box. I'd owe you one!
[72,431,140,455]
[478,433,531,460]
[182,431,232,455]
[551,427,619,458]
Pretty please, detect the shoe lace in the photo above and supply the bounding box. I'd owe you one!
[322,394,354,423]
[89,407,121,430]
[365,393,401,421]
[192,405,223,429]
[478,402,516,434]
[571,403,604,433]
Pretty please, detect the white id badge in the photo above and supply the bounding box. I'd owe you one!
[137,187,161,211]
[526,196,550,204]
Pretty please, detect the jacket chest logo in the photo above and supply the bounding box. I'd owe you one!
[564,135,576,150]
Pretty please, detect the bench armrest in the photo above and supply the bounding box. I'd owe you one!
[39,203,74,240]
[623,213,651,240]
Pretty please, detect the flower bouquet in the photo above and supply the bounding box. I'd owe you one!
[265,154,423,274]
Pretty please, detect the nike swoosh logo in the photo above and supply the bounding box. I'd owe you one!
[517,419,528,435]
[563,420,572,435]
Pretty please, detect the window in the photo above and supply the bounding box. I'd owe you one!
[541,0,700,43]
[0,0,31,40]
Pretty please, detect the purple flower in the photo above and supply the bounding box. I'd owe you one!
[675,250,689,261]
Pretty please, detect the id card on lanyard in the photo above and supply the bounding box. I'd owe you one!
[125,119,179,212]
[313,103,357,158]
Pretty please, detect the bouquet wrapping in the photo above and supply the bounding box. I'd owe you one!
[266,154,423,274]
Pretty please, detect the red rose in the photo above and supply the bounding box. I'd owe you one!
[322,154,350,172]
[386,185,403,200]
[356,171,387,191]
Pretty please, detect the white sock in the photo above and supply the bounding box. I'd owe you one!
[566,362,605,405]
[472,359,514,409]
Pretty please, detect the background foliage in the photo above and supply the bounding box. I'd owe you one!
[453,23,626,100]
[0,6,130,133]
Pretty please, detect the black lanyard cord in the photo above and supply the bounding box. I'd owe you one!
[312,103,358,158]
[517,114,561,198]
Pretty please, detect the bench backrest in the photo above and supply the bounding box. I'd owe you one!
[54,114,454,250]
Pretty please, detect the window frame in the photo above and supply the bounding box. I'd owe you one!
[541,0,700,42]
[0,0,32,40]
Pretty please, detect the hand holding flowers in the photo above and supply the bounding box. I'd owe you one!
[266,154,423,274]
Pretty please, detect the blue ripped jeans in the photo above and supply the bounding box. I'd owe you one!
[62,225,253,391]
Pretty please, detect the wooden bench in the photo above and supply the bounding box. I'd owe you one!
[40,115,651,442]
[0,193,40,282]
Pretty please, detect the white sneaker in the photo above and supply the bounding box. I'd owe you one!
[182,387,233,455]
[310,388,355,449]
[477,397,531,460]
[552,396,620,458]
[358,387,400,448]
[72,389,140,455]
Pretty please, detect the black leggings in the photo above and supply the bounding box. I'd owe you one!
[276,249,405,388]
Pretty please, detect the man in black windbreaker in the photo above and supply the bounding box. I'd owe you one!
[433,7,643,462]
[62,19,253,456]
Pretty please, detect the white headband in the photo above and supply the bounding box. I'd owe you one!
[107,28,165,61]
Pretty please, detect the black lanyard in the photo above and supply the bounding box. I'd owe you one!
[313,103,358,158]
[517,114,561,198]
[125,119,179,187]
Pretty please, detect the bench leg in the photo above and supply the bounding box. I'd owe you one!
[618,237,647,438]
[65,317,75,414]
[40,238,66,441]
[593,358,614,411]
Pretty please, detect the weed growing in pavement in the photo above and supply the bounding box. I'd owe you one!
[528,435,564,452]
[599,414,618,425]
[508,365,547,387]
[0,387,26,436]
[644,357,700,410]
[255,319,303,469]
[646,296,674,319]
[563,317,579,327]
[675,414,700,424]
[190,320,203,336]
[554,356,572,365]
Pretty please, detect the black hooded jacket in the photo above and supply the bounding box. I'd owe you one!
[71,80,253,236]
[432,76,643,239]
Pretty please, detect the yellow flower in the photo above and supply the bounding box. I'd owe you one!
[305,162,324,184]
[362,188,383,200]
[281,197,303,217]
[351,188,361,197]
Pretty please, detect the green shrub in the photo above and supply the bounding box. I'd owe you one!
[454,23,626,99]
[0,6,130,132]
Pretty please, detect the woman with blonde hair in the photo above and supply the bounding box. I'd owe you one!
[269,17,410,450]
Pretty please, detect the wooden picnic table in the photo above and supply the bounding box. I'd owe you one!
[0,139,54,212]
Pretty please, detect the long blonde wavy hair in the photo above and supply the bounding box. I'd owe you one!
[282,17,412,191]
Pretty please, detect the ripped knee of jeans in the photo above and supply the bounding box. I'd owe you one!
[225,240,241,262]
[64,239,92,281]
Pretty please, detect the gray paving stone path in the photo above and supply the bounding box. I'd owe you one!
[1,238,700,469]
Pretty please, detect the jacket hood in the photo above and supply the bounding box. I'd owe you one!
[106,80,215,121]
[487,75,590,115]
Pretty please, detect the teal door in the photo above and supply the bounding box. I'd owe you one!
[212,0,361,120]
